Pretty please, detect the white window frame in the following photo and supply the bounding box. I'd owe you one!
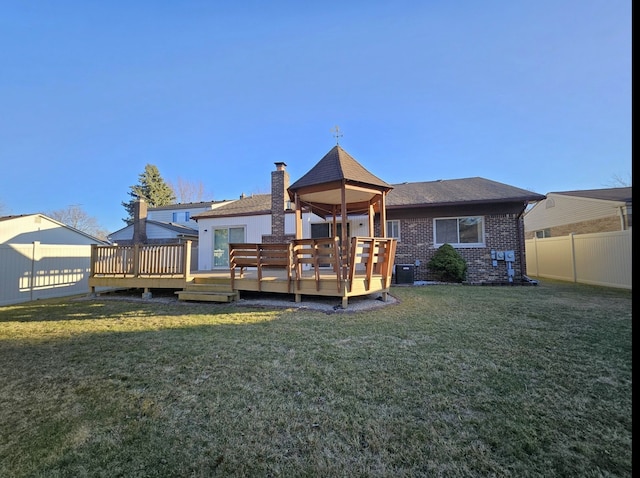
[433,216,485,248]
[386,220,400,240]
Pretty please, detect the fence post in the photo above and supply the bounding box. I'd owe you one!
[533,236,539,276]
[569,233,577,283]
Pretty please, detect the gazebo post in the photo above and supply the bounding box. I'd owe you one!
[341,185,349,283]
[368,202,375,236]
[294,193,303,239]
[379,193,387,237]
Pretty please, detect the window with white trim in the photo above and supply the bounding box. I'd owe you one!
[172,211,191,222]
[386,220,400,240]
[434,216,485,247]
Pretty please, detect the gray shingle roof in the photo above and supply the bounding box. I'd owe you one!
[192,194,272,219]
[192,177,545,220]
[108,220,198,236]
[148,200,227,211]
[551,187,631,203]
[387,177,545,207]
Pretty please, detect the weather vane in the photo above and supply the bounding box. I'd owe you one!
[331,125,343,145]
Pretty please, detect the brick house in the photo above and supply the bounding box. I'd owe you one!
[194,146,545,284]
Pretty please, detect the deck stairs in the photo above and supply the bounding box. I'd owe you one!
[176,276,238,303]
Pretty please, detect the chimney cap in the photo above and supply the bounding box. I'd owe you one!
[274,162,287,171]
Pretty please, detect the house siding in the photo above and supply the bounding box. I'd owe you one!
[527,216,624,239]
[524,193,629,238]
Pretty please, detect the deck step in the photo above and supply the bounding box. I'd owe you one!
[183,283,233,292]
[177,276,237,302]
[176,290,238,303]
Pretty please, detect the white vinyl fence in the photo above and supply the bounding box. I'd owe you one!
[525,229,632,290]
[0,242,98,306]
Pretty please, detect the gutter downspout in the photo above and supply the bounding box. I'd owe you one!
[517,205,538,285]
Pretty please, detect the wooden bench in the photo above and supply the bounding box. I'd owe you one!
[229,243,293,291]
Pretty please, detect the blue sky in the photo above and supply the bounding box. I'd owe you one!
[0,1,631,233]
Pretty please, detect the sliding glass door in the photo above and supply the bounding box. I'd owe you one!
[213,227,245,268]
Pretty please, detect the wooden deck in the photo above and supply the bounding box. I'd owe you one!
[89,237,397,308]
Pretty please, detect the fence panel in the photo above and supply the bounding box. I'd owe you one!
[0,243,96,306]
[525,229,631,290]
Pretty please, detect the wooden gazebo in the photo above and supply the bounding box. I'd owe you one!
[289,145,394,277]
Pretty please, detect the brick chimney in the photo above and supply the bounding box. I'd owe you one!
[132,198,148,244]
[264,162,292,243]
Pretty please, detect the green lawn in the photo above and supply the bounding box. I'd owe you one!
[0,281,632,477]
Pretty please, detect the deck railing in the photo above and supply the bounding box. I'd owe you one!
[228,236,397,293]
[89,237,396,295]
[90,242,192,278]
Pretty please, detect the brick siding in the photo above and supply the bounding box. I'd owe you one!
[384,213,527,284]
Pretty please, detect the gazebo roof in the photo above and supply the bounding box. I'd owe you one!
[288,145,393,218]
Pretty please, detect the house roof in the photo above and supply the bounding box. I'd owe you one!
[108,220,199,237]
[386,177,546,208]
[550,187,631,203]
[192,194,272,220]
[192,177,545,220]
[147,200,233,211]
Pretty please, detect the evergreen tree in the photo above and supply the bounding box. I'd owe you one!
[122,164,176,224]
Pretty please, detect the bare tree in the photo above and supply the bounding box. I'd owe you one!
[604,173,631,188]
[48,205,109,240]
[168,177,212,203]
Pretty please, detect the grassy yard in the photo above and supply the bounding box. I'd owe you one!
[0,281,631,477]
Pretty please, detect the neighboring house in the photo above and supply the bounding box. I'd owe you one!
[0,213,108,306]
[194,146,545,284]
[523,187,632,239]
[108,199,234,245]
